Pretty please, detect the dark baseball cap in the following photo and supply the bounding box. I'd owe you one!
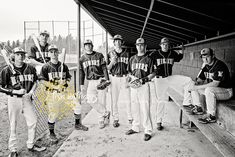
[200,48,213,57]
[160,37,170,45]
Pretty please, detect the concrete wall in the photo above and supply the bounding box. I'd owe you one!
[173,36,235,93]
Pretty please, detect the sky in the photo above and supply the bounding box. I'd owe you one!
[0,0,93,42]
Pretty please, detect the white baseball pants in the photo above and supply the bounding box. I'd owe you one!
[86,79,109,122]
[130,83,152,135]
[110,75,132,121]
[154,75,193,123]
[7,95,37,152]
[191,87,233,116]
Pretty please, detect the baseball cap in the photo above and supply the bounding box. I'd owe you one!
[48,44,58,51]
[84,39,93,45]
[160,37,169,45]
[13,47,26,54]
[200,48,213,57]
[135,38,145,45]
[113,34,123,41]
[40,30,50,37]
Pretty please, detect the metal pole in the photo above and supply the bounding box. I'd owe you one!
[76,1,81,92]
[52,20,55,37]
[83,20,85,42]
[38,21,40,34]
[24,21,27,50]
[92,21,94,43]
[105,30,108,61]
[68,21,71,54]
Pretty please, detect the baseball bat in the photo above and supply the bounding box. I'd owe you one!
[60,48,66,81]
[32,34,46,63]
[195,63,206,81]
[0,49,16,75]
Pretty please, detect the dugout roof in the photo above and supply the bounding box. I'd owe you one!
[75,0,235,49]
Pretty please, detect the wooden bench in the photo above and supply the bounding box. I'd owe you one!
[167,87,235,157]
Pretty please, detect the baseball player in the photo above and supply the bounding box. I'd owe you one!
[125,38,156,141]
[188,48,233,123]
[0,47,46,157]
[39,44,88,143]
[107,34,132,127]
[80,39,110,129]
[150,37,193,130]
[27,30,50,74]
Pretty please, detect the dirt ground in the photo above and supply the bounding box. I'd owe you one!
[0,98,91,157]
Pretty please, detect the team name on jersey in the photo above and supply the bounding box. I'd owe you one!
[48,72,66,80]
[204,72,214,80]
[156,58,174,66]
[83,60,100,69]
[11,74,34,86]
[131,63,148,72]
[117,57,128,64]
[36,51,49,59]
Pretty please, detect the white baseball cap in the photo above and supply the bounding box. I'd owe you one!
[135,38,145,45]
[113,34,123,41]
[13,47,26,54]
[40,30,50,37]
[48,44,58,51]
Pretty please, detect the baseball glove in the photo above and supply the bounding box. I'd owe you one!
[128,79,142,89]
[97,79,111,90]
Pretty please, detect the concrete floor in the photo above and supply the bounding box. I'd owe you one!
[53,84,222,157]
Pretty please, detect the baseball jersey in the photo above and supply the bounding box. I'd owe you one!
[107,48,130,75]
[198,58,232,88]
[28,43,50,63]
[0,63,37,94]
[150,49,183,77]
[128,54,156,79]
[80,51,107,85]
[39,61,71,85]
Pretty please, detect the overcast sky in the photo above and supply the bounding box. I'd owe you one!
[0,0,91,42]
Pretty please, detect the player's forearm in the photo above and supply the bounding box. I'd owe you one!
[195,81,220,90]
[102,65,110,80]
[107,62,115,70]
[28,83,37,94]
[79,69,85,85]
[147,73,156,80]
[0,86,13,95]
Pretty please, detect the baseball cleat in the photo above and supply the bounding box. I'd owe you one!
[28,144,46,152]
[125,129,138,135]
[198,114,216,124]
[75,123,89,131]
[144,134,152,141]
[157,123,163,131]
[113,120,120,128]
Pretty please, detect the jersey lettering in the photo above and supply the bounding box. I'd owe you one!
[156,58,174,66]
[10,74,34,86]
[48,72,66,80]
[131,63,148,72]
[204,72,214,80]
[83,60,100,69]
[117,57,128,64]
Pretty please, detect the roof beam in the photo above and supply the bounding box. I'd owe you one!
[117,0,216,31]
[157,0,232,25]
[90,0,204,36]
[140,0,155,38]
[104,19,181,44]
[94,7,194,40]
